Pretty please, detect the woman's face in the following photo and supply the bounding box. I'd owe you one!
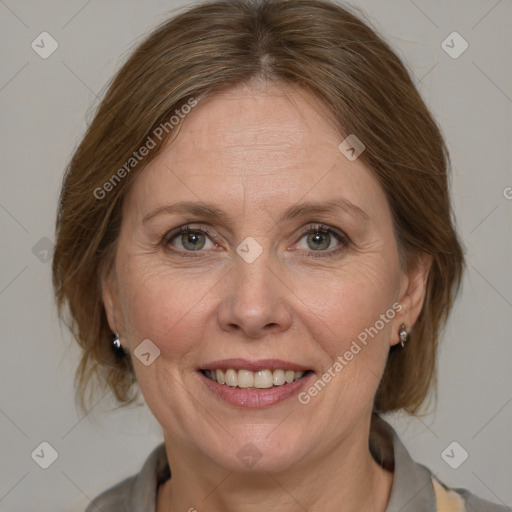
[104,82,424,472]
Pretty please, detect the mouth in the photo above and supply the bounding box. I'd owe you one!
[197,359,315,408]
[200,368,313,389]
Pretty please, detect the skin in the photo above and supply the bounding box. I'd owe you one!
[103,79,431,512]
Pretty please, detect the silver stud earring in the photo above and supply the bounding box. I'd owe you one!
[399,324,408,348]
[112,333,126,358]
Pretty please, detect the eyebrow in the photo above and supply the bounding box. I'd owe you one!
[142,198,370,225]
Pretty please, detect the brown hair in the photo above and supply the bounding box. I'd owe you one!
[52,0,464,415]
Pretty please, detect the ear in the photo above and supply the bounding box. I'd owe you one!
[391,252,432,346]
[101,263,123,337]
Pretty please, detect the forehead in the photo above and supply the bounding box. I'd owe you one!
[124,82,388,220]
[176,83,337,162]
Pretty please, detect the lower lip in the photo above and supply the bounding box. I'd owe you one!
[198,371,314,408]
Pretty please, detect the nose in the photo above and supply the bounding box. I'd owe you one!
[216,251,293,339]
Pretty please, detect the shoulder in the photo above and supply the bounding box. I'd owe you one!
[84,476,135,512]
[432,476,510,512]
[84,442,169,512]
[370,414,509,512]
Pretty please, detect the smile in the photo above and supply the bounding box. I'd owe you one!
[201,368,311,389]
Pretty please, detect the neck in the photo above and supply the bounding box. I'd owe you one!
[157,417,393,512]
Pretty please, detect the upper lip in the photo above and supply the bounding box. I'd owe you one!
[199,358,312,372]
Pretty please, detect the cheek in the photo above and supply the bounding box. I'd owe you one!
[298,269,399,417]
[306,262,399,356]
[117,260,216,358]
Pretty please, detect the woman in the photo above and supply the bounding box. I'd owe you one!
[52,0,507,511]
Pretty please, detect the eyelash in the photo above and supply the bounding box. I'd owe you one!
[296,224,350,259]
[162,224,350,259]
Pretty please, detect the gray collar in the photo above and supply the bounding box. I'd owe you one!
[373,415,437,512]
[126,416,437,512]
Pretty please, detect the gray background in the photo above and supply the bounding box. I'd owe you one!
[0,1,511,511]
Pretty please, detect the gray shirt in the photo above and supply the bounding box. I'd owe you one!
[85,416,508,512]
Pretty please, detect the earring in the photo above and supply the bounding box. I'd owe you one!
[398,324,408,348]
[112,333,126,358]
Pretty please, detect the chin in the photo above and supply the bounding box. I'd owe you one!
[202,429,311,474]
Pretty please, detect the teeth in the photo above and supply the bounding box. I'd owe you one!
[204,368,308,388]
[237,369,254,388]
[225,369,237,387]
[254,370,273,389]
[273,369,285,386]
